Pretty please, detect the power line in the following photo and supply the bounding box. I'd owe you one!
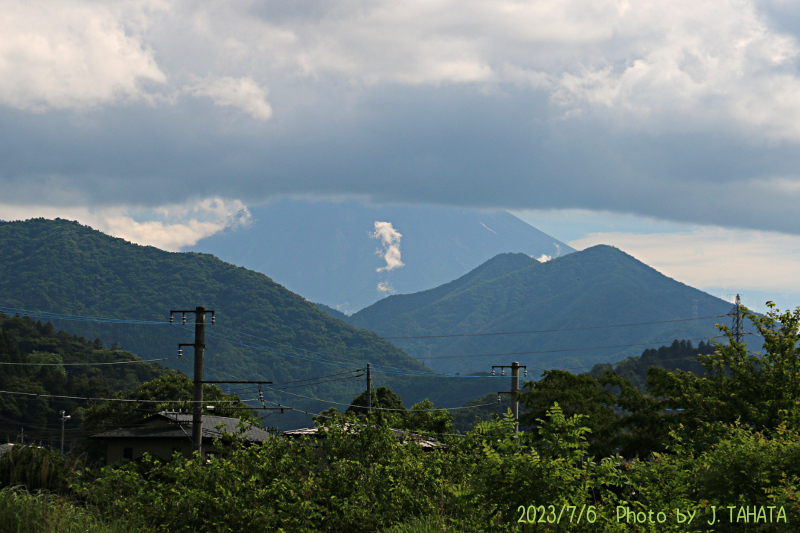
[0,357,177,366]
[0,389,257,404]
[418,337,715,360]
[256,315,730,341]
[1,305,728,379]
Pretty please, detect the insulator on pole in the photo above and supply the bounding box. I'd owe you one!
[501,369,504,376]
[169,315,174,323]
[497,393,502,403]
[211,314,215,325]
[178,347,182,357]
[491,369,495,376]
[182,312,186,324]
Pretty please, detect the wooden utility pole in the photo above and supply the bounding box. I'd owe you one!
[493,361,527,432]
[366,363,372,413]
[171,306,214,456]
[192,307,206,455]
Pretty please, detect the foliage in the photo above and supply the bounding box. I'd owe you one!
[518,370,619,456]
[0,312,166,445]
[0,486,149,533]
[647,303,800,447]
[0,446,75,493]
[83,373,259,435]
[589,339,715,391]
[344,386,455,434]
[76,419,484,533]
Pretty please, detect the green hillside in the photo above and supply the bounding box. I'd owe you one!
[0,219,499,428]
[349,246,735,375]
[0,311,167,444]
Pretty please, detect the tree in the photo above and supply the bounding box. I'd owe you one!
[518,370,620,457]
[84,372,259,432]
[647,302,800,441]
[342,386,453,434]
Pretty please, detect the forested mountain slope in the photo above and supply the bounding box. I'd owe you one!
[0,219,499,428]
[349,246,735,374]
[0,312,167,443]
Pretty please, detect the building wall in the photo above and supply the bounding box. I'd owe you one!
[104,438,225,463]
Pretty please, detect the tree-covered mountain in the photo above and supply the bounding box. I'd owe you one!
[0,218,498,428]
[347,246,736,375]
[189,198,574,313]
[0,312,167,444]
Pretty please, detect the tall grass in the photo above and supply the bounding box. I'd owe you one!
[0,486,148,533]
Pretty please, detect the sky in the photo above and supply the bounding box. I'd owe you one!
[2,0,800,313]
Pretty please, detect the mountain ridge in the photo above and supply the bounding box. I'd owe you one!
[347,245,735,374]
[0,218,501,428]
[189,198,574,312]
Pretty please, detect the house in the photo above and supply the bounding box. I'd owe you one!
[91,411,272,463]
[283,424,444,450]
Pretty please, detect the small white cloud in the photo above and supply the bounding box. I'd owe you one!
[377,281,396,294]
[188,76,273,120]
[536,254,552,263]
[371,221,405,272]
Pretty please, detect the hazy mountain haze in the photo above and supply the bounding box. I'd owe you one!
[189,198,574,313]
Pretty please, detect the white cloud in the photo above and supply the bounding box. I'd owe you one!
[569,227,800,295]
[377,281,396,294]
[371,220,405,272]
[170,0,800,139]
[536,254,552,263]
[0,197,250,251]
[5,0,800,138]
[0,0,167,111]
[188,76,273,120]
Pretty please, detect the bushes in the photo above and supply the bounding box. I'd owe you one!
[76,423,484,533]
[0,486,147,533]
[0,446,74,493]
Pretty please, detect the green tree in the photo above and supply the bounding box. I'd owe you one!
[84,372,259,432]
[518,370,620,457]
[647,303,800,444]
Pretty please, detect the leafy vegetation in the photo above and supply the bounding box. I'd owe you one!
[0,312,167,445]
[0,486,148,533]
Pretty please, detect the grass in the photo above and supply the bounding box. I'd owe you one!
[0,486,148,533]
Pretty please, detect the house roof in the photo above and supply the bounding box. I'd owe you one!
[282,424,443,450]
[91,411,271,443]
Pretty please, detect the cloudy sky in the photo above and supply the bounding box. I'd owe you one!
[2,0,800,312]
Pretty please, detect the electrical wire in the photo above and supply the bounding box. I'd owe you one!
[0,357,178,366]
[252,314,730,341]
[418,337,716,360]
[0,389,257,404]
[2,305,732,378]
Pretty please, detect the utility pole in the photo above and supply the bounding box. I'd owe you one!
[60,411,70,454]
[171,306,214,456]
[493,362,527,432]
[728,294,747,344]
[366,363,372,413]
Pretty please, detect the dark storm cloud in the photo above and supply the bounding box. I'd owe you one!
[2,81,800,234]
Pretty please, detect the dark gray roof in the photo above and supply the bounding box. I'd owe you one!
[92,411,271,443]
[283,424,442,449]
